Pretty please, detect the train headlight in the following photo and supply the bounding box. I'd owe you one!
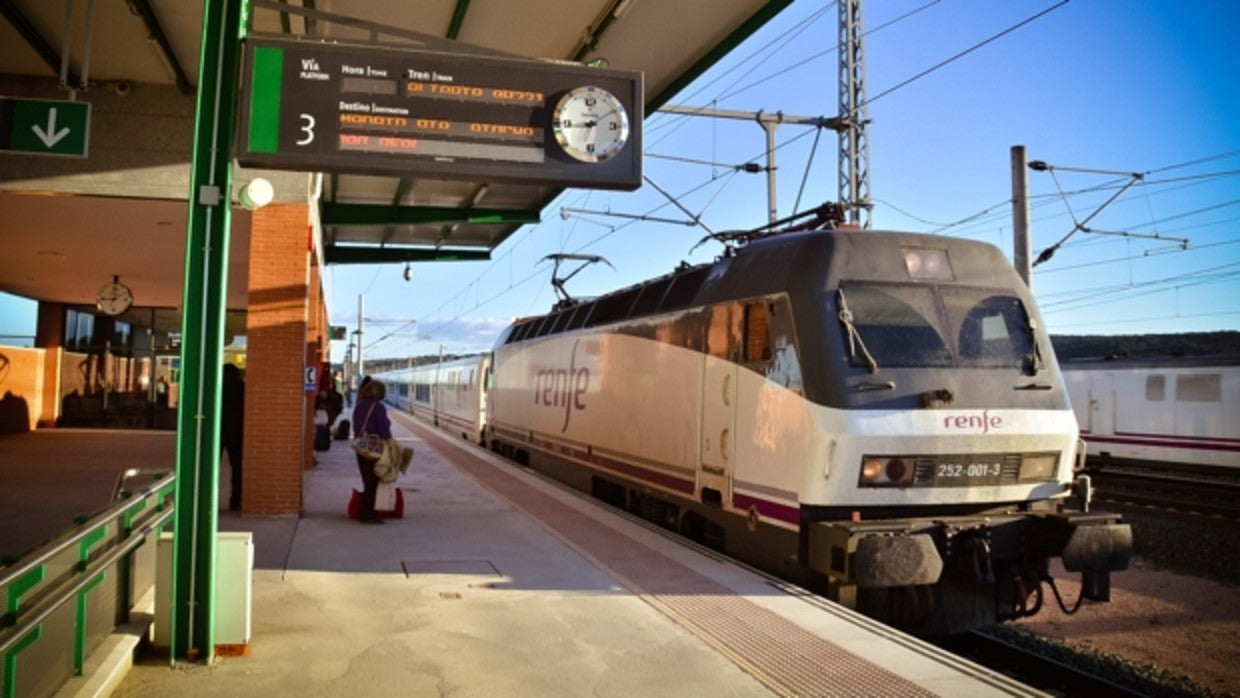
[861,458,885,482]
[1019,453,1059,482]
[859,456,915,487]
[902,247,955,281]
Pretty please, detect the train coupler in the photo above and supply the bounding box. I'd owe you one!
[808,522,943,588]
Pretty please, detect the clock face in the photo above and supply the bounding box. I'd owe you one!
[96,281,134,316]
[552,86,630,163]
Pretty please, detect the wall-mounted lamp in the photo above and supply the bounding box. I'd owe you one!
[403,262,413,281]
[613,0,637,19]
[239,177,274,210]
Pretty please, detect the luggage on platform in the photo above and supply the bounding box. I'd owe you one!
[334,419,351,440]
[347,485,404,519]
[314,423,331,451]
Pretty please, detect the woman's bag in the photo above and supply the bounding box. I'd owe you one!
[351,403,384,460]
[352,433,384,460]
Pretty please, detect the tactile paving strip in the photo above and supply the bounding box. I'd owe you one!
[421,423,939,698]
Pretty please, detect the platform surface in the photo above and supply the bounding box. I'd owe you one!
[1,418,1042,697]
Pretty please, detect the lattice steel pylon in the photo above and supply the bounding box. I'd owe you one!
[838,0,872,229]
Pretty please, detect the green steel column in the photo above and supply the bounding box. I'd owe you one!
[172,0,243,662]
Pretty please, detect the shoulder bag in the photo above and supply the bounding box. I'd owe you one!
[351,403,384,461]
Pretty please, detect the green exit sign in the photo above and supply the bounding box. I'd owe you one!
[0,97,91,157]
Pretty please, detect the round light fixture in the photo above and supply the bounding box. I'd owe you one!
[239,178,274,210]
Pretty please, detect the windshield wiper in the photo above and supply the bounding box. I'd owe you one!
[837,289,879,374]
[1024,316,1044,376]
[857,380,896,392]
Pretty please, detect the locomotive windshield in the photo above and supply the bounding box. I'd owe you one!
[837,282,1035,370]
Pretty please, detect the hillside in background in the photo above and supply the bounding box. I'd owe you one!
[1050,331,1240,361]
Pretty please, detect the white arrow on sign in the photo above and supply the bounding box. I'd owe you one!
[32,107,71,148]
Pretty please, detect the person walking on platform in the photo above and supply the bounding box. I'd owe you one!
[221,363,245,511]
[351,377,390,524]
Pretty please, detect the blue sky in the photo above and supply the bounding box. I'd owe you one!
[4,1,1238,361]
[339,0,1240,362]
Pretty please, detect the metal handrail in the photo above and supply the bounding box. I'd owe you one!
[0,470,175,697]
[0,472,173,589]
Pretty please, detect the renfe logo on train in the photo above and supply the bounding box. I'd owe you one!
[533,339,590,432]
[943,410,1003,434]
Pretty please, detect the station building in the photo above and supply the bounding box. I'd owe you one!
[0,0,790,520]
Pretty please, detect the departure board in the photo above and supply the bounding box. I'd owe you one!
[236,37,643,190]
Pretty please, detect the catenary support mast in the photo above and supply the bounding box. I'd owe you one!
[838,0,871,228]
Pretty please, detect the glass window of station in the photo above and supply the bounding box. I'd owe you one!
[60,305,246,429]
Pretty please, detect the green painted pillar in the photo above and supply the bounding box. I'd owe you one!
[172,0,244,662]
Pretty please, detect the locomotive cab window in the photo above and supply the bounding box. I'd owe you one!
[837,283,951,367]
[945,291,1034,369]
[837,282,1039,370]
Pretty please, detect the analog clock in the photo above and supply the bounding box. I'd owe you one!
[96,277,134,316]
[552,86,630,163]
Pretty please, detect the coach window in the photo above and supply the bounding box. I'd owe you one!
[1145,375,1166,401]
[1177,373,1221,402]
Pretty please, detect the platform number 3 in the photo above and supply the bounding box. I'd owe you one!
[296,113,316,146]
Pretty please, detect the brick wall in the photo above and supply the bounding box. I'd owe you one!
[305,262,326,470]
[242,203,310,515]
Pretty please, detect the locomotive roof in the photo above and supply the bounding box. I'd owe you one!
[497,228,1016,347]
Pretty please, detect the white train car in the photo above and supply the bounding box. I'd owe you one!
[386,355,490,444]
[1062,354,1240,472]
[486,227,1131,635]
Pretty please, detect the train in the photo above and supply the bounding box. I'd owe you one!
[389,354,491,445]
[1061,354,1240,472]
[377,224,1132,635]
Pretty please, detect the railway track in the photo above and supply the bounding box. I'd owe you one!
[1090,464,1240,520]
[932,630,1158,697]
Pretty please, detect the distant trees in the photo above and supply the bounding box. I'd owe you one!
[1051,331,1240,361]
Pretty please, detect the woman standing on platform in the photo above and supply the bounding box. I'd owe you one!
[351,377,390,524]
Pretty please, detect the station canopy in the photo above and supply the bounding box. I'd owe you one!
[0,0,791,309]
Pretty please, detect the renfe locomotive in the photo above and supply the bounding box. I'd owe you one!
[383,225,1132,634]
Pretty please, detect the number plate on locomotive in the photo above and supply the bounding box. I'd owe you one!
[929,456,1007,486]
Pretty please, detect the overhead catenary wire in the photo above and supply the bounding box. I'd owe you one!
[382,149,1236,357]
[391,2,1079,352]
[357,7,1239,358]
[1040,261,1240,313]
[861,0,1070,109]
